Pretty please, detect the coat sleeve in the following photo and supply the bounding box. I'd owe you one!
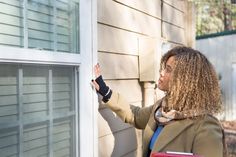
[192,116,224,157]
[105,91,154,129]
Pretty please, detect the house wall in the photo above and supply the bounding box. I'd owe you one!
[97,0,195,156]
[196,33,236,120]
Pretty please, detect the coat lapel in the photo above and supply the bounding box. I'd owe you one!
[154,118,195,152]
[143,101,161,155]
[143,115,157,155]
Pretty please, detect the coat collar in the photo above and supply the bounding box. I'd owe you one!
[154,118,195,152]
[143,99,196,155]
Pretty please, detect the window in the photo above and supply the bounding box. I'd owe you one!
[0,65,78,157]
[0,0,85,157]
[0,0,97,156]
[0,0,79,53]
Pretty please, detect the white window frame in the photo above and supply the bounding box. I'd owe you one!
[0,0,98,156]
[79,0,98,157]
[0,45,81,65]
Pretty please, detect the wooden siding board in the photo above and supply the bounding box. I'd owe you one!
[122,130,142,157]
[111,129,141,156]
[98,101,141,137]
[163,3,184,28]
[98,24,139,55]
[98,108,131,137]
[114,0,161,19]
[98,0,161,37]
[139,37,161,82]
[99,128,140,157]
[105,80,142,103]
[163,0,185,11]
[162,22,185,44]
[98,52,139,79]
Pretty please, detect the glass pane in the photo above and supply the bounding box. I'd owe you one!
[27,0,80,53]
[0,0,24,47]
[23,66,49,122]
[52,67,74,116]
[0,128,19,157]
[0,65,18,123]
[0,64,77,157]
[57,0,80,53]
[28,0,54,51]
[23,123,49,157]
[0,0,80,53]
[53,118,75,157]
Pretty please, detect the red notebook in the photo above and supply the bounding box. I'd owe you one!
[151,151,202,157]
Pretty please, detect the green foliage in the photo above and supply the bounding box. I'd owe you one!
[194,0,236,36]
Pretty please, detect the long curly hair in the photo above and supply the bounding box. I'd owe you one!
[160,46,222,117]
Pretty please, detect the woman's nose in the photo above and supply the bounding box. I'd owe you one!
[160,70,165,77]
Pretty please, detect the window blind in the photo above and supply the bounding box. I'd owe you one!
[0,64,77,157]
[0,0,23,47]
[0,0,79,53]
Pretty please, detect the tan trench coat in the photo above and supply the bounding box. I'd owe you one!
[105,92,225,157]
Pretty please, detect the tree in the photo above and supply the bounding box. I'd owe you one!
[194,0,236,36]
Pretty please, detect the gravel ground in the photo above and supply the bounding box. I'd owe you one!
[221,121,236,157]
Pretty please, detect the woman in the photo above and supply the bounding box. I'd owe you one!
[92,46,226,157]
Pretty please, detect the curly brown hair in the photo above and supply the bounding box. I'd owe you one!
[160,46,222,117]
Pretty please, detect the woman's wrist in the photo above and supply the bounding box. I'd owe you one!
[95,75,112,102]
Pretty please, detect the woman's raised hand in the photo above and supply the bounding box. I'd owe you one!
[92,63,112,102]
[92,63,101,91]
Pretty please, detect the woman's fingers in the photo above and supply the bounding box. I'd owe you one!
[92,63,101,91]
[94,63,101,78]
[92,79,100,91]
